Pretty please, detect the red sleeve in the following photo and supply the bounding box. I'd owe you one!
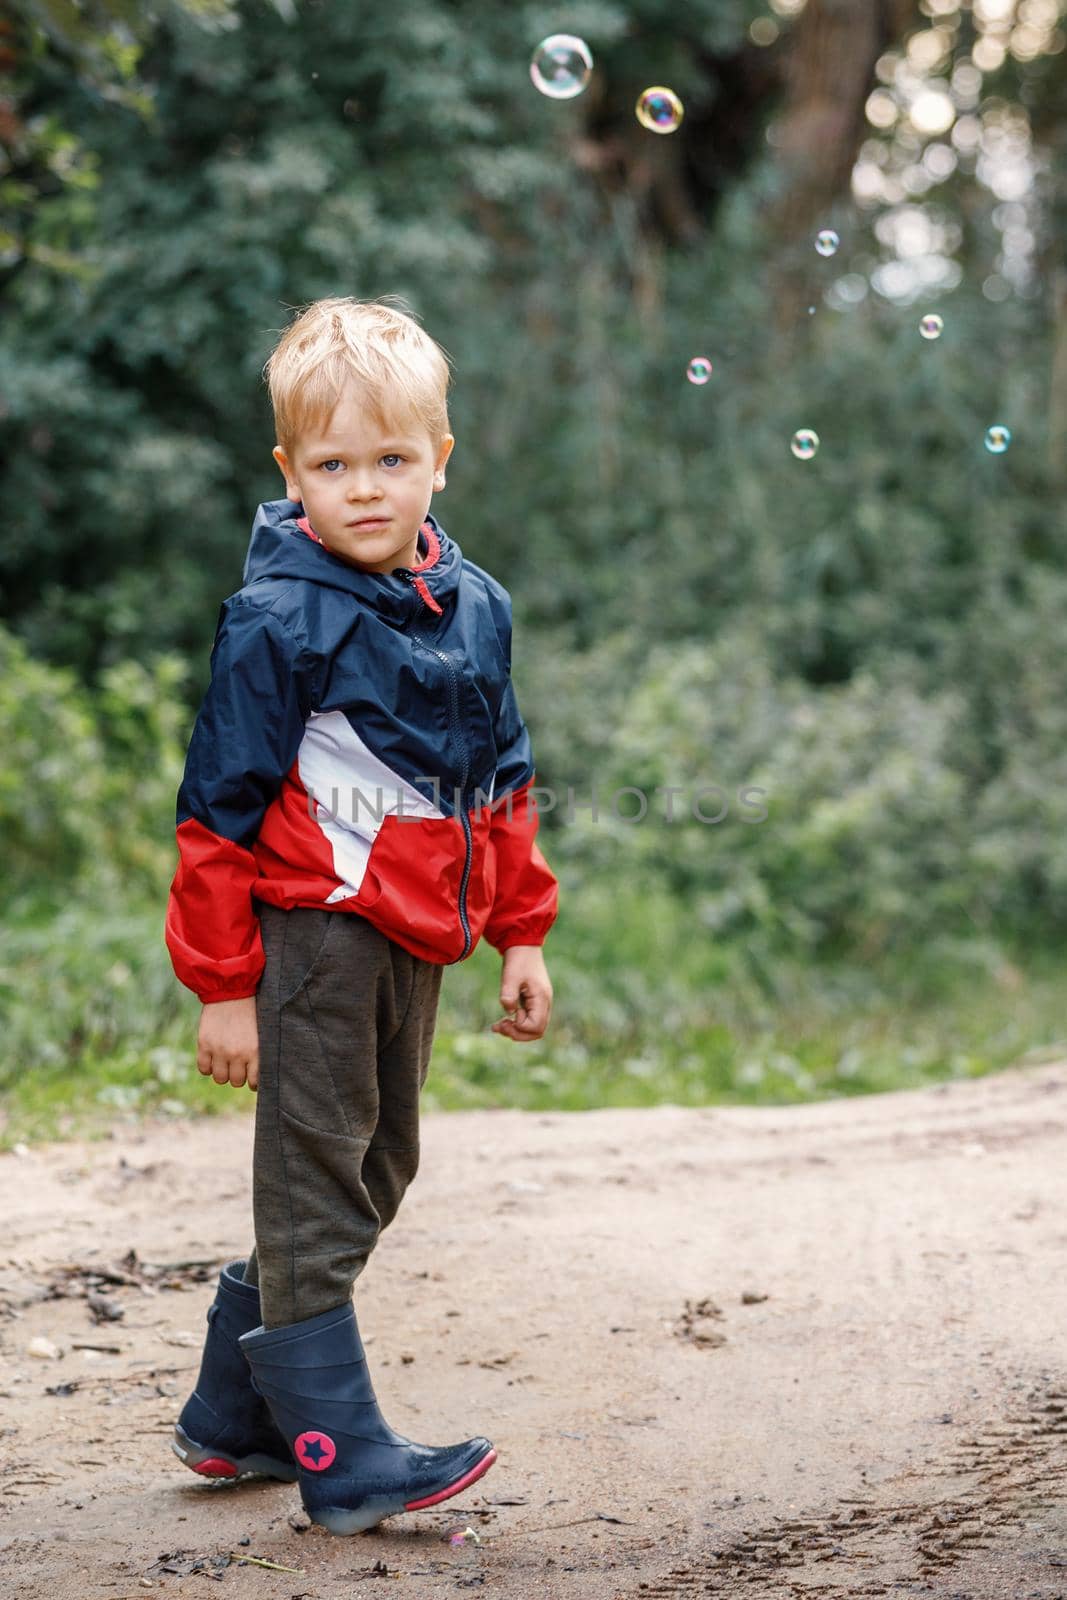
[164,602,309,1004]
[483,774,559,952]
[165,819,267,1003]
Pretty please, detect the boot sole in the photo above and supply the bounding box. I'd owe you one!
[310,1446,498,1535]
[172,1421,299,1482]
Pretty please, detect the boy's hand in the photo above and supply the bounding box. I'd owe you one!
[491,946,552,1042]
[197,997,260,1091]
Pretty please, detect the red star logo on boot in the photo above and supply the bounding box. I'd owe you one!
[294,1431,337,1471]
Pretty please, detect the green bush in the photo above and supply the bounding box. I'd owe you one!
[545,601,1067,958]
[0,621,187,916]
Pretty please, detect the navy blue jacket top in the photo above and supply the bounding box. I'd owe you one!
[165,498,558,1003]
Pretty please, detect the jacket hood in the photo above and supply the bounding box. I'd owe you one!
[241,498,463,624]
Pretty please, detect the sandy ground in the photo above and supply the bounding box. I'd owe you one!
[1,1064,1066,1600]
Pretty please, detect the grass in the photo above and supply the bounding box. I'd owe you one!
[1,885,1064,1149]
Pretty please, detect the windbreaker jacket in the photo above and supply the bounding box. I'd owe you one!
[165,499,559,1005]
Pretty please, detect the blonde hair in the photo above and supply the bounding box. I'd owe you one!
[263,295,453,459]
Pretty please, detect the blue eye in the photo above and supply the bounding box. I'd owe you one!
[382,454,404,467]
[320,459,342,472]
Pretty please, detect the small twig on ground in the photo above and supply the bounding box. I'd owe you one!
[492,1510,637,1538]
[227,1554,306,1574]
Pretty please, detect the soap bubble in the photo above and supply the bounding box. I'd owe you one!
[635,86,684,134]
[530,34,593,99]
[815,229,840,257]
[919,313,944,340]
[686,357,713,385]
[790,429,820,460]
[984,425,1011,454]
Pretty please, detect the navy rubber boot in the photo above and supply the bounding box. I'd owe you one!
[238,1299,497,1534]
[172,1258,298,1482]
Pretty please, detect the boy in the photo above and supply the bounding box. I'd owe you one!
[164,295,558,1535]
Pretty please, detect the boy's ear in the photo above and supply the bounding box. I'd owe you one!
[433,434,455,488]
[272,445,299,498]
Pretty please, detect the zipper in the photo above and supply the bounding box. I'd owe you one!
[402,573,473,961]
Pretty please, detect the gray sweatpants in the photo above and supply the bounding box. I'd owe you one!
[242,903,443,1329]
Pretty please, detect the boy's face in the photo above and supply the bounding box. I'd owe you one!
[272,379,454,574]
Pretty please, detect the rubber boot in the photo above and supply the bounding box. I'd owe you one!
[238,1299,497,1534]
[172,1258,298,1481]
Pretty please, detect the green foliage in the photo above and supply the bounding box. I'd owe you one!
[0,622,187,914]
[548,622,978,955]
[0,0,770,674]
[536,568,1067,956]
[0,904,182,1089]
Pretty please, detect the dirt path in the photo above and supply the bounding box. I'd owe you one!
[1,1063,1065,1599]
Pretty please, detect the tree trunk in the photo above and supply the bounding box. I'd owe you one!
[1049,268,1067,484]
[769,0,922,333]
